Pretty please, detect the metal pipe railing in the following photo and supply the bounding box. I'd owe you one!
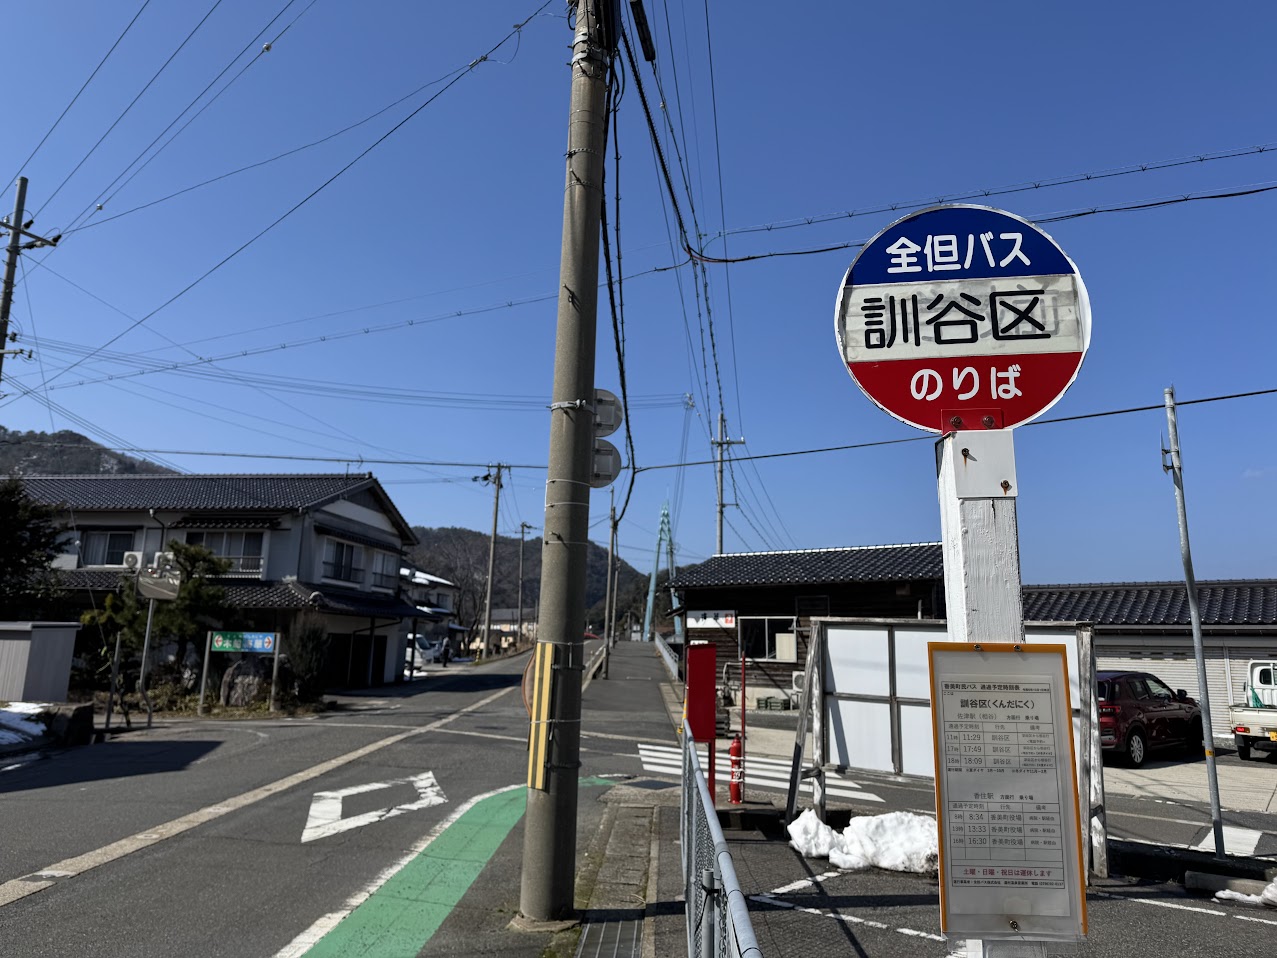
[681,733,762,958]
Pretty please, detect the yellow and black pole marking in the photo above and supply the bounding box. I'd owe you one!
[526,640,555,790]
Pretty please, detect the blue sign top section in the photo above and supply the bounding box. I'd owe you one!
[849,206,1075,286]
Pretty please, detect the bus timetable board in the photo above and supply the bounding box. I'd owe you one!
[927,642,1086,943]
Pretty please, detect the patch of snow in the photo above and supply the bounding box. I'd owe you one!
[0,703,49,739]
[4,702,47,714]
[0,729,27,745]
[1215,877,1277,908]
[788,808,938,874]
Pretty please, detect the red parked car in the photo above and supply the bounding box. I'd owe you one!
[1097,670,1203,767]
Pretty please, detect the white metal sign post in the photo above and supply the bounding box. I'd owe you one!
[834,206,1091,958]
[928,643,1087,947]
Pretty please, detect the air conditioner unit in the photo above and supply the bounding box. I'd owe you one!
[792,670,805,693]
[122,551,144,571]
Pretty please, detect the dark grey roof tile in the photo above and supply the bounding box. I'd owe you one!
[669,543,944,589]
[22,473,376,513]
[1022,581,1277,626]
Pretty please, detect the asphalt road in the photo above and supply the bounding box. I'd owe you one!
[0,644,656,958]
[4,642,1275,958]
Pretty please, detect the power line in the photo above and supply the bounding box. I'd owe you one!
[0,439,549,470]
[37,0,229,217]
[12,262,681,399]
[600,60,639,526]
[60,4,482,237]
[686,181,1277,266]
[61,0,316,236]
[8,0,156,185]
[19,387,1271,481]
[635,386,1277,472]
[709,142,1276,242]
[20,0,555,398]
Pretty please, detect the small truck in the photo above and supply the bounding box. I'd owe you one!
[1229,660,1277,761]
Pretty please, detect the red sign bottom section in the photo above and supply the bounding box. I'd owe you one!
[848,351,1084,433]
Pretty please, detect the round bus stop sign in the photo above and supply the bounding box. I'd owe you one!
[835,205,1090,433]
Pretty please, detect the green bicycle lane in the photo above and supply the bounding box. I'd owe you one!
[295,778,614,958]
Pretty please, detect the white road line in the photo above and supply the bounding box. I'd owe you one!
[273,784,522,958]
[1234,914,1277,927]
[1193,825,1263,857]
[769,872,841,895]
[752,892,945,942]
[1093,890,1225,916]
[1098,889,1277,926]
[0,685,514,910]
[581,730,679,746]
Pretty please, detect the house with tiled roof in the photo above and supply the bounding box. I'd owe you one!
[24,473,421,689]
[1024,580,1277,737]
[668,544,947,705]
[669,545,1277,734]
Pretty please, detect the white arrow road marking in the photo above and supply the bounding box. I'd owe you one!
[301,771,447,843]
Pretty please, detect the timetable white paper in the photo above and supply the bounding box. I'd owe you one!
[936,673,1070,917]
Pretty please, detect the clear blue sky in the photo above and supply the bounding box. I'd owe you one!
[2,1,1274,584]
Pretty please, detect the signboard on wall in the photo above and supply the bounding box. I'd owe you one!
[927,642,1086,943]
[686,610,735,630]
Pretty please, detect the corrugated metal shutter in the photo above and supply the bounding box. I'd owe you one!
[1096,645,1231,738]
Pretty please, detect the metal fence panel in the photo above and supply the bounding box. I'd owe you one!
[681,735,762,958]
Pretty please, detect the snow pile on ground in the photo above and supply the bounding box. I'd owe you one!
[787,808,938,874]
[1215,876,1277,908]
[0,702,49,746]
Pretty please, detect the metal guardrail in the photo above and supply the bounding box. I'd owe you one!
[681,734,762,958]
[655,633,679,681]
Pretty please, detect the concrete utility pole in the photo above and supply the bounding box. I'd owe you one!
[1163,386,1226,857]
[712,413,744,553]
[520,0,616,924]
[0,178,59,388]
[479,465,503,660]
[518,521,535,647]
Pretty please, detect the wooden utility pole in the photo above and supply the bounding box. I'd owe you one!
[0,178,59,387]
[519,0,616,923]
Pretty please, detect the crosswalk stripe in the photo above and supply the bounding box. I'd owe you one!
[1193,825,1263,857]
[635,746,884,803]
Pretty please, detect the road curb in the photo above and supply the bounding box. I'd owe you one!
[1108,839,1277,884]
[1183,870,1272,897]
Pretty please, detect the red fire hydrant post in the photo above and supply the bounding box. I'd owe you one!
[728,733,743,804]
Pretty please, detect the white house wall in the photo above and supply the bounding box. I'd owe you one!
[321,499,398,534]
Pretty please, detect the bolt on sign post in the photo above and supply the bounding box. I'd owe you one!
[928,643,1087,947]
[834,206,1091,958]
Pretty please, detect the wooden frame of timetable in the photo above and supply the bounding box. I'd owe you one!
[927,642,1087,943]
